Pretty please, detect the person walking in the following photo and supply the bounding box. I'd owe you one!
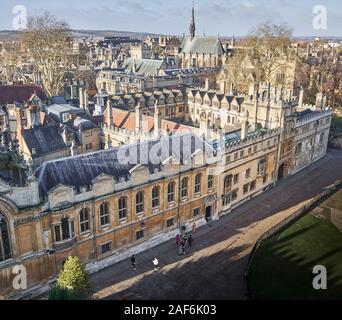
[131,254,136,270]
[188,235,193,247]
[178,244,183,256]
[175,234,180,246]
[192,223,196,234]
[181,240,186,255]
[152,257,159,271]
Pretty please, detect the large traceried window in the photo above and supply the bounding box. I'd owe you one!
[0,213,11,262]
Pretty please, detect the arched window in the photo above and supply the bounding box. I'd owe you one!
[61,217,70,240]
[0,213,11,262]
[136,191,144,214]
[80,208,90,233]
[181,177,188,198]
[195,174,201,194]
[100,202,110,226]
[167,181,175,203]
[223,174,233,206]
[118,196,127,220]
[151,186,160,208]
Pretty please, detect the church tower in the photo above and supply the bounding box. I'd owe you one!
[189,1,196,40]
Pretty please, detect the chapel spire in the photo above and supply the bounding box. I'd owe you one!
[189,0,196,40]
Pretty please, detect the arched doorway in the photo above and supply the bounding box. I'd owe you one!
[0,213,12,262]
[278,163,287,181]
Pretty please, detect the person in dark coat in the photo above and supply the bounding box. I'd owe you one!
[188,235,193,247]
[131,254,136,270]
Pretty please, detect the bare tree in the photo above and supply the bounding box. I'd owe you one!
[0,42,32,84]
[22,12,75,97]
[242,22,295,86]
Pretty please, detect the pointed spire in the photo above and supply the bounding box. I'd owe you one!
[189,0,196,40]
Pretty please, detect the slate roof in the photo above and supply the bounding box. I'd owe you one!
[0,85,47,105]
[180,36,225,56]
[35,132,213,195]
[22,125,68,156]
[122,58,166,75]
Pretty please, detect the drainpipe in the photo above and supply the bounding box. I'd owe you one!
[91,199,97,262]
[176,161,181,234]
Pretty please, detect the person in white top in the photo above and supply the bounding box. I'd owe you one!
[152,257,159,271]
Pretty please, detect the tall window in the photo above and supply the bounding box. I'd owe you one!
[224,175,232,190]
[257,159,266,176]
[100,202,110,226]
[54,225,61,242]
[152,186,160,208]
[61,217,70,240]
[80,208,90,233]
[223,175,232,206]
[0,214,11,262]
[181,177,188,198]
[233,173,239,184]
[195,174,201,194]
[167,181,175,203]
[118,196,127,220]
[208,174,214,189]
[136,191,144,214]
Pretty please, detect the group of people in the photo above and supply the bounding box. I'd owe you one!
[129,224,197,272]
[175,233,194,256]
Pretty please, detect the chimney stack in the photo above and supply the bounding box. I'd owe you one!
[241,121,249,140]
[154,100,162,138]
[106,99,113,129]
[135,102,142,134]
[79,87,85,109]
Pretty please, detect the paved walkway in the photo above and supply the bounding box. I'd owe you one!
[91,150,342,300]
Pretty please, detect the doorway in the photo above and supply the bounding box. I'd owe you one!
[278,163,287,181]
[205,206,212,222]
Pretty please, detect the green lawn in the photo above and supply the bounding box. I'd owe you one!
[248,214,342,299]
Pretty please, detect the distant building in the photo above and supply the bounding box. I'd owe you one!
[177,2,225,68]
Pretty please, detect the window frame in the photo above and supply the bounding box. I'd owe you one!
[194,173,201,194]
[136,191,144,215]
[100,202,110,227]
[79,208,90,234]
[118,196,127,220]
[151,186,160,209]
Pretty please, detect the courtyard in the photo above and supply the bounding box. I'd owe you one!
[90,149,342,300]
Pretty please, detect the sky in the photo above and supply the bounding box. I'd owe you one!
[1,0,341,37]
